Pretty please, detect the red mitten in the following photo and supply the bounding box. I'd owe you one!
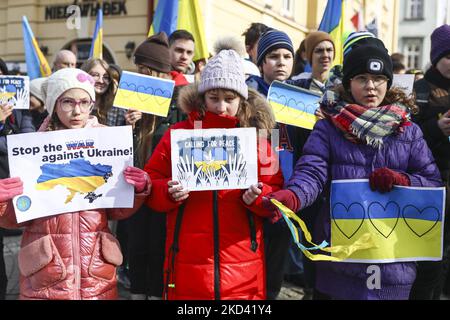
[369,167,410,193]
[124,166,150,193]
[0,177,23,202]
[262,189,301,222]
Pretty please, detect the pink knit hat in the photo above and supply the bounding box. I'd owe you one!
[198,49,248,99]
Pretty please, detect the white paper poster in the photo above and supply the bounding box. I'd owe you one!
[7,126,134,222]
[392,74,415,96]
[171,128,258,191]
[0,75,30,109]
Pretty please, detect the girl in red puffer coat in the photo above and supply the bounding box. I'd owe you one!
[0,68,151,299]
[144,48,284,300]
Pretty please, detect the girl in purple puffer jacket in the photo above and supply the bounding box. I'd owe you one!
[268,38,443,299]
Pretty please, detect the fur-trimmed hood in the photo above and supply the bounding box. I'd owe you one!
[177,83,276,131]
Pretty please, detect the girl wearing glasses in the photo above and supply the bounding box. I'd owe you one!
[81,58,126,127]
[0,68,151,300]
[267,38,442,300]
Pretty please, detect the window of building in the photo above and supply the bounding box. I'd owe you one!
[282,0,294,17]
[404,38,422,69]
[405,0,424,20]
[64,38,115,67]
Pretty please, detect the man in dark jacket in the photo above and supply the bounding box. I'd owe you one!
[284,31,336,299]
[246,28,295,300]
[0,56,7,300]
[0,58,36,299]
[410,24,450,300]
[126,32,189,300]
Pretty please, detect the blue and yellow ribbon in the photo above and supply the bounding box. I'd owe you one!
[270,199,376,261]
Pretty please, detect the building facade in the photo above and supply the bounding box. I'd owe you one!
[0,0,398,73]
[398,0,450,70]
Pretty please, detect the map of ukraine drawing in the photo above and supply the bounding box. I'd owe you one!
[36,158,113,204]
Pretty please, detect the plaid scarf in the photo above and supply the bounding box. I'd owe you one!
[320,91,411,148]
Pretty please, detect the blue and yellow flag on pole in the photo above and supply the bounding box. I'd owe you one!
[318,0,345,65]
[22,16,51,80]
[148,0,208,61]
[89,8,103,60]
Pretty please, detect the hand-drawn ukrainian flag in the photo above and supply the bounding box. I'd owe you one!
[148,0,208,61]
[267,81,321,130]
[89,8,103,60]
[331,180,445,263]
[22,16,51,80]
[318,0,345,65]
[36,158,112,204]
[113,71,175,117]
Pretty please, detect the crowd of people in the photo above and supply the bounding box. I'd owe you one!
[0,21,449,300]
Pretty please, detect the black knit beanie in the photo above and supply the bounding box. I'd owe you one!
[343,39,393,90]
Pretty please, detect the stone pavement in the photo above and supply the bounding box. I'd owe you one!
[5,234,450,301]
[3,235,20,300]
[3,234,305,300]
[11,233,450,302]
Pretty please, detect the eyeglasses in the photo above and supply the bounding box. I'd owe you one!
[89,72,111,83]
[58,97,93,112]
[351,75,389,88]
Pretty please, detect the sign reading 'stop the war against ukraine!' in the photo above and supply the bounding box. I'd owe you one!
[113,71,175,117]
[7,126,134,223]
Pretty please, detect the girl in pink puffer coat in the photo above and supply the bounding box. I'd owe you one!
[0,68,150,299]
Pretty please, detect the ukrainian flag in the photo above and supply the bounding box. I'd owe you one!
[89,8,103,59]
[330,181,445,262]
[192,137,235,172]
[318,0,345,65]
[36,159,112,204]
[21,16,51,80]
[113,71,175,117]
[148,0,208,61]
[267,81,321,130]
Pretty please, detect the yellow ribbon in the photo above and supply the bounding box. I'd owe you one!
[270,199,377,262]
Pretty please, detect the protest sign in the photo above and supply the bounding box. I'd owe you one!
[267,81,321,130]
[113,71,175,117]
[171,128,258,191]
[330,180,445,263]
[0,75,30,109]
[392,74,415,96]
[7,126,134,222]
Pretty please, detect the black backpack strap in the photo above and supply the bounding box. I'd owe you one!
[164,202,186,299]
[246,210,258,252]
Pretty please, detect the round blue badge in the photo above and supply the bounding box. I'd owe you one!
[16,196,31,212]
